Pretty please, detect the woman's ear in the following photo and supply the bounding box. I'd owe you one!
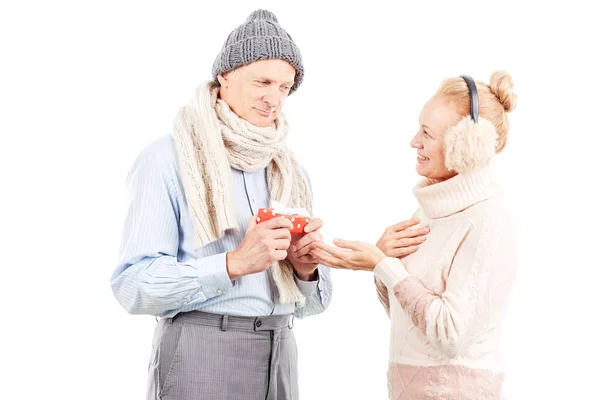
[443,116,497,174]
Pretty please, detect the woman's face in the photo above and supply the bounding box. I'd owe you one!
[410,95,460,181]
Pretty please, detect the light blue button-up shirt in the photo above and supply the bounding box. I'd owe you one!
[111,135,332,318]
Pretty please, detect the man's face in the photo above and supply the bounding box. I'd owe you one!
[217,59,296,127]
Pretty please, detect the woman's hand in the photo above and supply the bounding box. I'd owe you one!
[376,218,429,258]
[313,239,387,271]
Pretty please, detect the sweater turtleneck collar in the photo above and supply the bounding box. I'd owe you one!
[412,166,502,218]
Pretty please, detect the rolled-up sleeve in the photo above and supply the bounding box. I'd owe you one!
[293,265,333,319]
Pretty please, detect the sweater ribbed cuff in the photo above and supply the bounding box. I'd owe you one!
[374,257,410,289]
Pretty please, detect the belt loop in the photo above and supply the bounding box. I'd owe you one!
[288,314,294,329]
[170,313,181,324]
[221,315,229,331]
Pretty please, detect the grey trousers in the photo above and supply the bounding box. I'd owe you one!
[147,311,298,400]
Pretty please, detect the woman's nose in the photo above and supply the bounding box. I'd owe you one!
[410,135,422,149]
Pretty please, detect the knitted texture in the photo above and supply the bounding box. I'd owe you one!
[374,167,516,399]
[171,81,312,306]
[212,9,304,94]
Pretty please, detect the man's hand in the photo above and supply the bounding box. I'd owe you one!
[287,218,324,281]
[226,216,294,280]
[376,218,429,258]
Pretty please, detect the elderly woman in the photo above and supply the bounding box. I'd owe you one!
[315,71,518,399]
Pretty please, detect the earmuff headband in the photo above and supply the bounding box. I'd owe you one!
[460,75,479,123]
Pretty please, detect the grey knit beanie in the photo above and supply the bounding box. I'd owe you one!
[212,9,304,94]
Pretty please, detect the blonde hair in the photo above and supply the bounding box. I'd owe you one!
[437,71,517,153]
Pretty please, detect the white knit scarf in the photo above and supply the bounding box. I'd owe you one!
[171,81,312,306]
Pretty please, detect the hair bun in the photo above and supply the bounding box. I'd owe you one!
[489,70,517,112]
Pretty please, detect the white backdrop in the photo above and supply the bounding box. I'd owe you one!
[2,1,599,399]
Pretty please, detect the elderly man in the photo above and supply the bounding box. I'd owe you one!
[111,9,332,400]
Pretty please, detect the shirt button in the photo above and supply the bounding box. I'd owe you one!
[217,289,223,295]
[256,320,263,327]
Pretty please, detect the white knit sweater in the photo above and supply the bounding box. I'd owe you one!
[374,166,516,400]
